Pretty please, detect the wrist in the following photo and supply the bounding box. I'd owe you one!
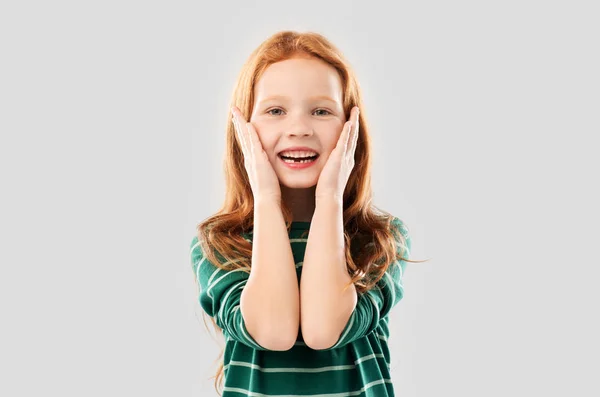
[315,195,343,207]
[254,196,282,208]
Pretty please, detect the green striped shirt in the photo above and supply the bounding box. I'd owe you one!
[189,217,411,396]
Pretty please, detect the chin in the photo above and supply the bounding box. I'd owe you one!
[277,173,319,189]
[279,179,318,189]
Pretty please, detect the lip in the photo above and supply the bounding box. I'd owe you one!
[277,146,319,155]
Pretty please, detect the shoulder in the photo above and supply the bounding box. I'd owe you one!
[388,215,411,256]
[190,234,199,248]
[189,229,252,265]
[389,216,409,237]
[189,233,204,264]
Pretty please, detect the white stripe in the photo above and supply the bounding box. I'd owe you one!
[366,291,379,314]
[224,353,384,373]
[226,361,355,373]
[195,256,205,288]
[223,378,392,397]
[191,237,246,297]
[354,353,384,365]
[189,239,200,255]
[383,271,395,308]
[206,266,246,298]
[206,257,246,286]
[331,309,355,349]
[395,260,404,279]
[218,280,246,325]
[289,238,307,243]
[238,313,264,350]
[223,305,264,350]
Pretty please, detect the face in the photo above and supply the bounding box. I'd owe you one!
[250,56,345,189]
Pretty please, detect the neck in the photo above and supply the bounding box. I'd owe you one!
[280,185,316,222]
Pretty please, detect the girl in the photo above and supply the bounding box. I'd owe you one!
[190,30,421,396]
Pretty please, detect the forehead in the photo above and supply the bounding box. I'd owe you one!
[254,57,343,102]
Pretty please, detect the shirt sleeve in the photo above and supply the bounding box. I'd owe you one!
[189,235,271,351]
[324,217,411,350]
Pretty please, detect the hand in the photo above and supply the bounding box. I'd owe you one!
[315,106,360,201]
[231,106,282,203]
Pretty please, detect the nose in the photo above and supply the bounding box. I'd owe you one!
[285,114,314,137]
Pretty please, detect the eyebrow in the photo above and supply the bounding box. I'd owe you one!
[257,95,339,105]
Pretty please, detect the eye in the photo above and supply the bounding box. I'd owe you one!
[266,108,284,116]
[314,108,331,116]
[265,108,332,116]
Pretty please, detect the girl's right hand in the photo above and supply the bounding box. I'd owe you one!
[231,106,282,204]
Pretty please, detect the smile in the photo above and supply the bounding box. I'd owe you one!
[278,154,319,169]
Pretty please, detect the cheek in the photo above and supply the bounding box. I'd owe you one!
[252,125,275,150]
[325,129,343,151]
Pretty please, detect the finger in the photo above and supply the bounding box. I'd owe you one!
[247,122,270,162]
[245,122,256,160]
[336,120,349,153]
[349,108,360,159]
[341,107,357,152]
[232,108,251,159]
[343,121,352,154]
[232,114,248,157]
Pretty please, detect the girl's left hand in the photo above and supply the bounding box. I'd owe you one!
[315,106,360,201]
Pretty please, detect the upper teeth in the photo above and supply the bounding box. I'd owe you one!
[280,151,317,158]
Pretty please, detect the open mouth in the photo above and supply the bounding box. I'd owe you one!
[278,154,320,164]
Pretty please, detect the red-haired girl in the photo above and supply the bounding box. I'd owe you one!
[190,30,421,396]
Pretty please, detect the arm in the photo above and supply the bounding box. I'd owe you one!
[301,204,411,350]
[240,198,300,350]
[190,235,269,350]
[300,197,357,350]
[189,200,299,351]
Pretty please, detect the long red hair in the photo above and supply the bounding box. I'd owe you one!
[193,30,424,395]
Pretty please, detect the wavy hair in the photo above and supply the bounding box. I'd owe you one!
[193,30,425,395]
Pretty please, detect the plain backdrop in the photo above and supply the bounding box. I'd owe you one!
[1,0,598,396]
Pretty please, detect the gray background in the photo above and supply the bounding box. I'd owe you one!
[1,0,598,396]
